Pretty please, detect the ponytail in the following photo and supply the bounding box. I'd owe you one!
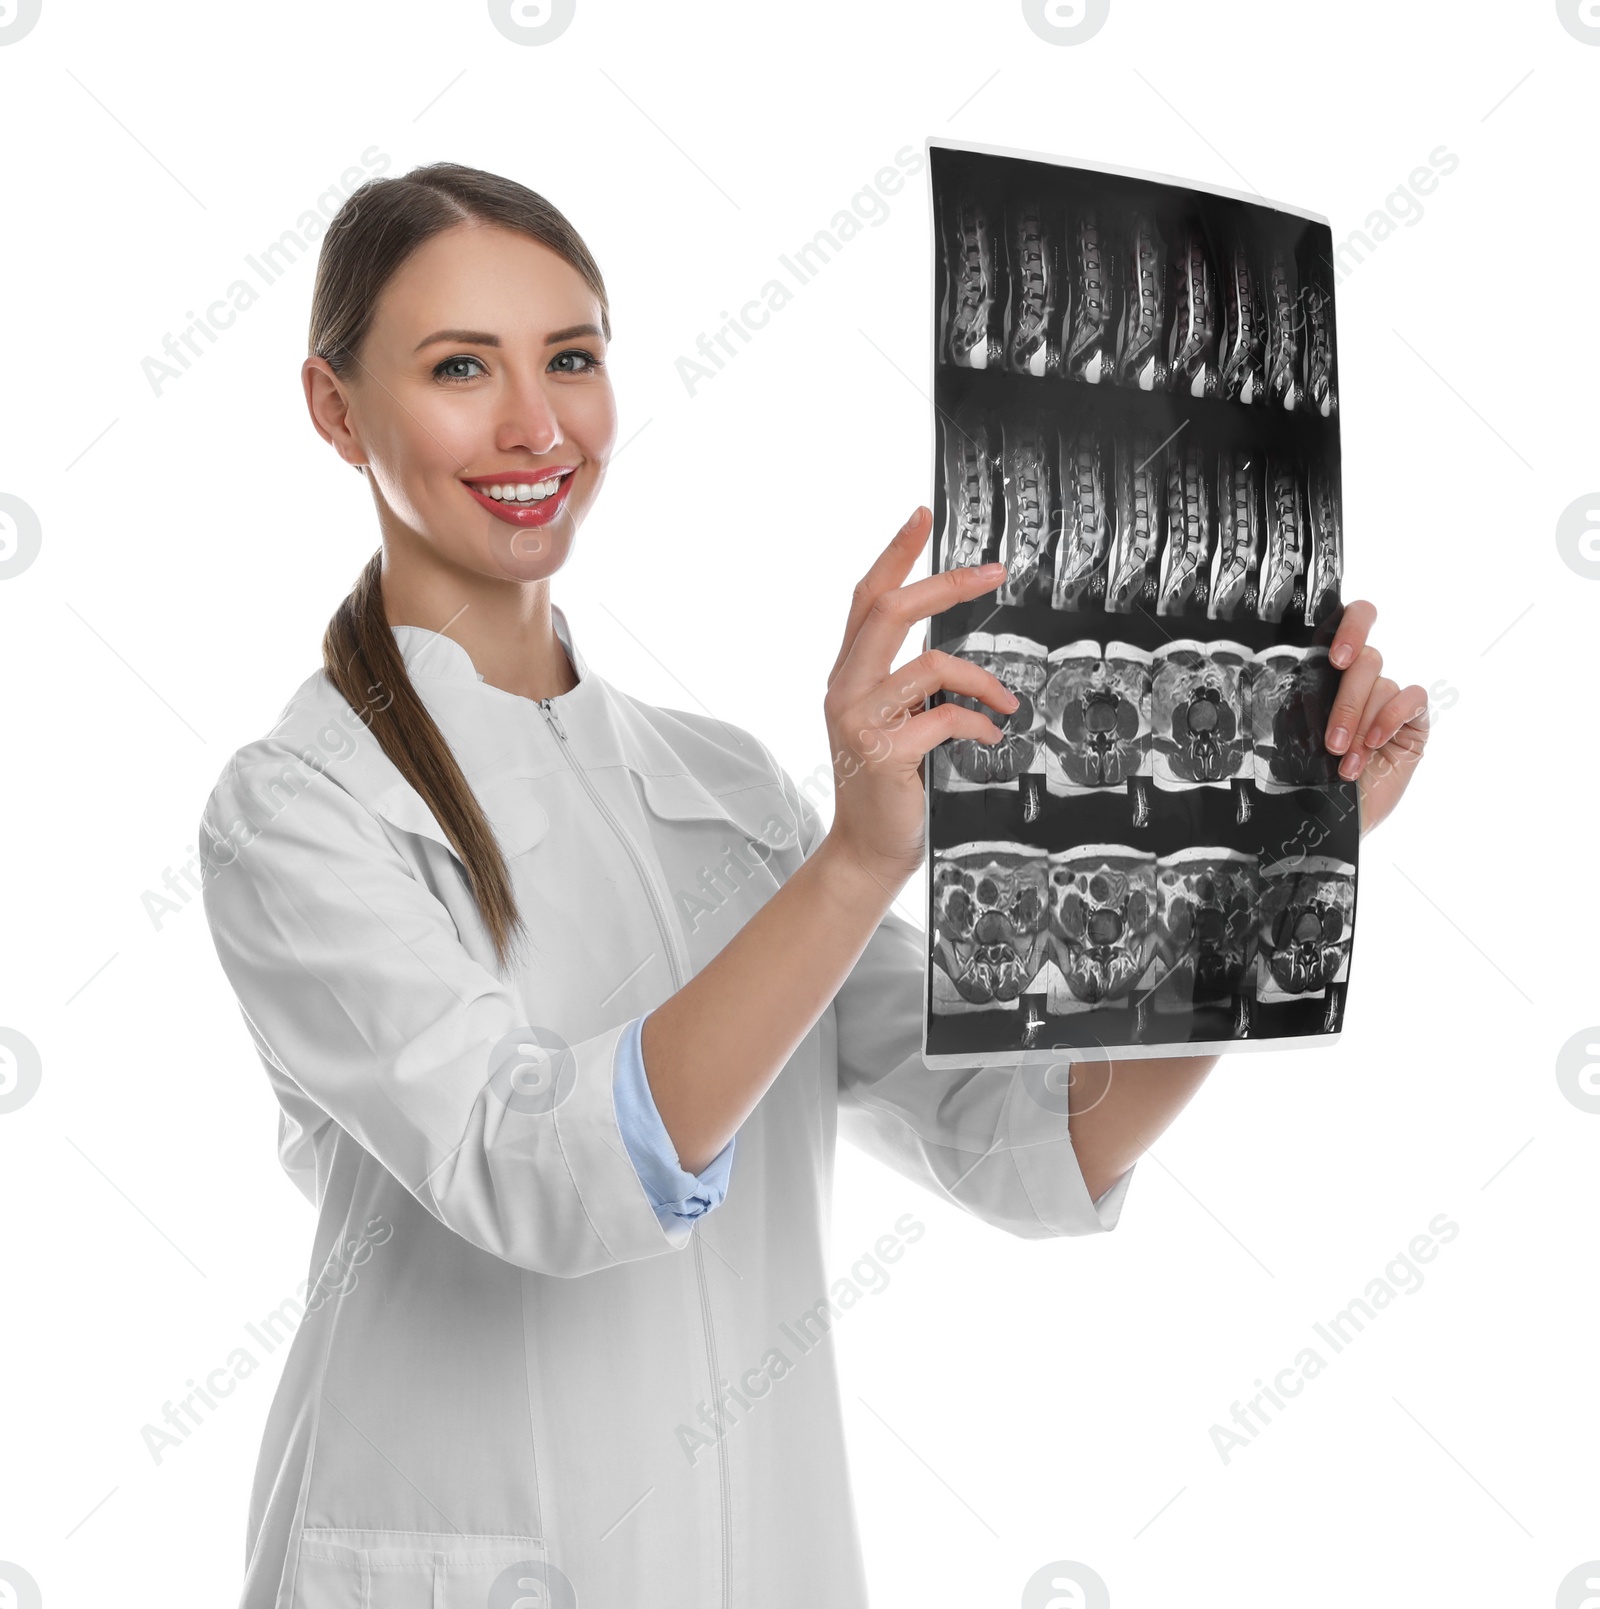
[322,549,528,971]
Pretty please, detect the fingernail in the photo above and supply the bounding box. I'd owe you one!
[1328,725,1348,751]
[1340,751,1364,778]
[1331,644,1353,667]
[1002,690,1020,708]
[981,562,1006,576]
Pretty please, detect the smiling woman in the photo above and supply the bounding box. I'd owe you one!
[300,173,620,961]
[196,159,1427,1609]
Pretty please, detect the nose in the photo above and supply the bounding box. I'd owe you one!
[496,368,564,458]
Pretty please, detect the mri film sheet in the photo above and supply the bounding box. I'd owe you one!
[924,137,1357,1066]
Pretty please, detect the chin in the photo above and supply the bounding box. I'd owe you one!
[482,522,574,583]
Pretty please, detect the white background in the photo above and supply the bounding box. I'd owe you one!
[1,2,1595,1605]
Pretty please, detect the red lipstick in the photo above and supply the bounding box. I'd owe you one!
[460,467,577,527]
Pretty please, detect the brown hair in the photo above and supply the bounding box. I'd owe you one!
[310,161,610,971]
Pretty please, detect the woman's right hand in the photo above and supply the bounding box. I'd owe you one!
[819,505,1020,891]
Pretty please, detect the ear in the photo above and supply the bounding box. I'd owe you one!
[303,355,368,471]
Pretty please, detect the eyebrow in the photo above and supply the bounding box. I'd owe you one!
[413,324,604,353]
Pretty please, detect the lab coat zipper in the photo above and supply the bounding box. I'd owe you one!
[536,697,733,1609]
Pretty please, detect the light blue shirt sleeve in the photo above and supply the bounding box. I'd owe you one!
[612,1012,735,1228]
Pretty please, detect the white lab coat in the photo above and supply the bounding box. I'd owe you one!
[198,603,1133,1609]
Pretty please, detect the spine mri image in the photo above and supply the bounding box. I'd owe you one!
[925,139,1356,1065]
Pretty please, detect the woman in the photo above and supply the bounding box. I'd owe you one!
[198,161,1429,1609]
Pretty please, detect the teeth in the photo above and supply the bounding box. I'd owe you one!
[477,476,564,503]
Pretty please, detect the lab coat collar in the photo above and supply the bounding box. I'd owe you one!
[387,600,628,776]
[389,600,592,698]
[268,601,779,871]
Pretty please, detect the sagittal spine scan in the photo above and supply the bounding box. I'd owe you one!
[928,143,1353,1059]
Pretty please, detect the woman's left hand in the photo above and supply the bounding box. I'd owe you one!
[1321,600,1430,839]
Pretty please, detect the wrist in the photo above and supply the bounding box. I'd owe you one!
[811,832,904,923]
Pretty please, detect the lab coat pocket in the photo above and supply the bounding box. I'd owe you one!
[295,1528,572,1609]
[636,768,803,861]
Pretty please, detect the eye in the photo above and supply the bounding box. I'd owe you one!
[551,348,604,375]
[433,354,486,384]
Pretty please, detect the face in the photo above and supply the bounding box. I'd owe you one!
[309,221,615,582]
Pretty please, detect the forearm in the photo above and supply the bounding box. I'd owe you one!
[640,835,898,1174]
[1066,1053,1219,1203]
